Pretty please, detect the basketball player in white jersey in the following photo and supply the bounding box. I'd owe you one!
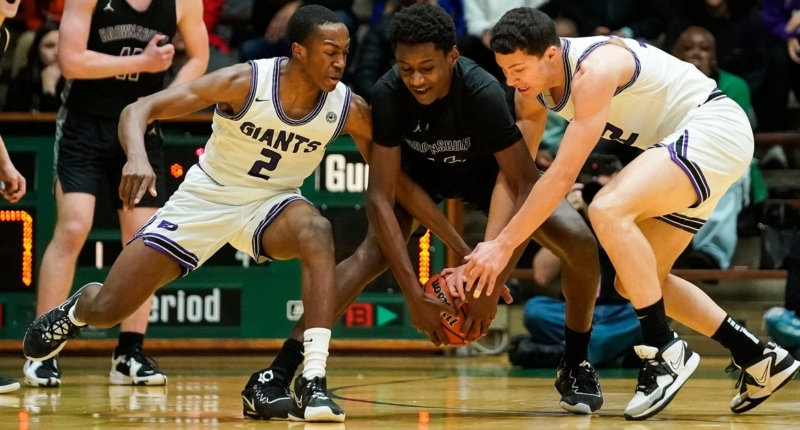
[18,5,460,422]
[459,8,800,421]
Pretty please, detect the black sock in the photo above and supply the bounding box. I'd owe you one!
[116,332,144,355]
[635,298,673,348]
[711,315,765,365]
[269,339,304,383]
[564,326,591,366]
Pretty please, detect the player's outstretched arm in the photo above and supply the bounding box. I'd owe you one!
[117,64,252,211]
[168,0,209,88]
[60,0,176,79]
[465,63,618,297]
[343,95,471,258]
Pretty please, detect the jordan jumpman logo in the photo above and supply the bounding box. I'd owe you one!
[103,0,114,12]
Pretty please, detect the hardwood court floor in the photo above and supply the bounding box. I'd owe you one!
[0,355,798,429]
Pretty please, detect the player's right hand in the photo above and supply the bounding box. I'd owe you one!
[442,266,513,305]
[0,161,26,203]
[408,291,457,347]
[142,34,174,73]
[119,156,156,212]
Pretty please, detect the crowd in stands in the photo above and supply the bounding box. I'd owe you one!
[1,0,799,364]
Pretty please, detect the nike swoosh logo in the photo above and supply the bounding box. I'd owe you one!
[754,357,772,385]
[669,346,685,370]
[264,396,290,404]
[255,97,270,102]
[242,395,256,412]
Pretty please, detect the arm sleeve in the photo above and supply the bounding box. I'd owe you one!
[468,82,523,153]
[762,0,793,42]
[371,80,406,147]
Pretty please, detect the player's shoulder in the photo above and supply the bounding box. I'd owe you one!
[372,66,404,99]
[457,56,500,92]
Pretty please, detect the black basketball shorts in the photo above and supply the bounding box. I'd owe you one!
[54,108,167,209]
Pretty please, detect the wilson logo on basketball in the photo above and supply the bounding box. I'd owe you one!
[431,278,459,326]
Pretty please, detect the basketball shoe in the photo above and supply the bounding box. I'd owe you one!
[289,375,345,422]
[624,335,700,420]
[729,342,800,413]
[554,358,603,414]
[242,368,292,420]
[23,356,61,387]
[23,283,100,361]
[109,347,167,386]
[0,375,20,394]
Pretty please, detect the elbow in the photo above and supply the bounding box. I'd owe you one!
[59,62,80,80]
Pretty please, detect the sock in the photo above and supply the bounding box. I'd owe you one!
[116,332,144,356]
[711,315,765,365]
[563,326,591,366]
[635,298,673,349]
[67,305,86,327]
[301,328,331,380]
[269,339,304,384]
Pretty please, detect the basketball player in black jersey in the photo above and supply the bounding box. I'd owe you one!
[0,0,23,396]
[25,0,209,388]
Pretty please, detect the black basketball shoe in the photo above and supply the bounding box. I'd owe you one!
[0,375,20,394]
[242,368,293,420]
[109,348,167,386]
[289,375,345,422]
[23,357,61,387]
[554,358,603,414]
[23,283,99,361]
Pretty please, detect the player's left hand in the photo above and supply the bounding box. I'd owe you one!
[0,161,26,203]
[463,240,513,299]
[119,156,157,212]
[461,291,498,341]
[443,265,513,305]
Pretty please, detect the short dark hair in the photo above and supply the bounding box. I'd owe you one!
[388,3,457,54]
[287,5,344,46]
[490,8,560,56]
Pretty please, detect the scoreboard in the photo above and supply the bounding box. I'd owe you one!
[0,134,444,342]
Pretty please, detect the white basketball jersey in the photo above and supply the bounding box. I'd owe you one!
[199,58,352,190]
[539,37,721,150]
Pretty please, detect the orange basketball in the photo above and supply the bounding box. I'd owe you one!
[423,274,470,346]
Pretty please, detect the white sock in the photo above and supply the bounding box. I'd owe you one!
[68,302,86,327]
[302,328,331,379]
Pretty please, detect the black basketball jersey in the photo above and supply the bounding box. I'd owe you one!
[64,0,176,118]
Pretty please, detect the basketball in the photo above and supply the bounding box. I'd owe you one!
[423,274,470,346]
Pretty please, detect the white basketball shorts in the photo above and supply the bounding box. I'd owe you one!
[129,165,311,276]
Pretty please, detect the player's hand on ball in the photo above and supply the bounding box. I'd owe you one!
[462,292,497,341]
[119,156,157,212]
[464,240,513,299]
[408,291,457,347]
[443,265,513,305]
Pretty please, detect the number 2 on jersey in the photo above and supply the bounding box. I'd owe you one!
[116,47,142,82]
[248,147,283,181]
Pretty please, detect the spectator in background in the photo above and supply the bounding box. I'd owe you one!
[459,0,550,82]
[667,0,768,123]
[672,26,754,270]
[239,0,355,63]
[760,0,800,131]
[11,0,63,77]
[368,0,464,35]
[560,0,668,42]
[4,19,63,112]
[352,0,434,102]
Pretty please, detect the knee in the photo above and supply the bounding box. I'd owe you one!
[588,195,623,236]
[54,219,92,251]
[296,216,334,256]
